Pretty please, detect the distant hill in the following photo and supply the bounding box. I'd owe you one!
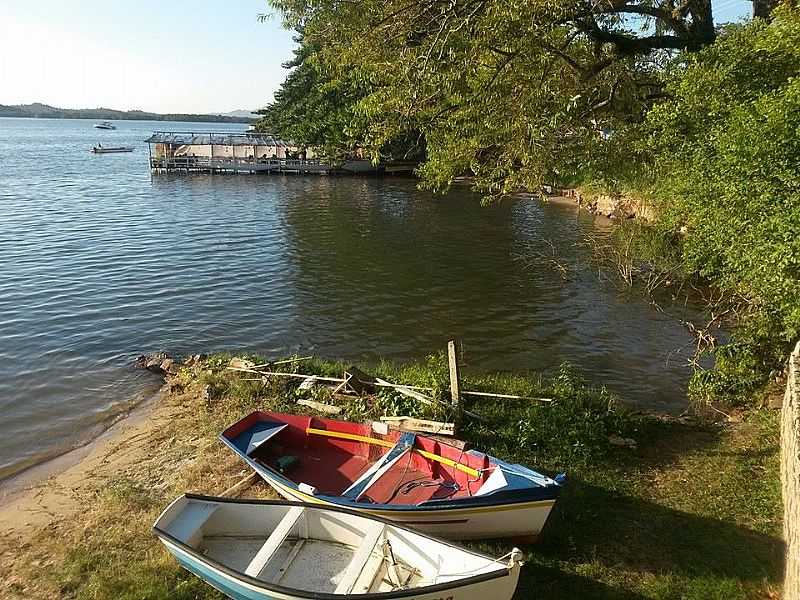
[0,103,256,124]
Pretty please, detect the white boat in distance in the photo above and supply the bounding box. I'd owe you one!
[90,146,134,154]
[94,121,116,129]
[154,494,523,600]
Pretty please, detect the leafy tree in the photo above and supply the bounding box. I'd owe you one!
[254,33,372,158]
[266,0,718,195]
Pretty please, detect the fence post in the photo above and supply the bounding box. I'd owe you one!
[783,341,800,599]
[447,340,463,433]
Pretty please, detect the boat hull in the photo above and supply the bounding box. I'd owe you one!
[162,538,519,600]
[220,412,562,540]
[91,147,133,153]
[154,495,522,600]
[250,461,555,540]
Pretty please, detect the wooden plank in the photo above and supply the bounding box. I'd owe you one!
[220,472,261,498]
[244,506,305,578]
[448,340,463,435]
[234,370,344,383]
[375,377,433,405]
[296,398,342,415]
[374,377,487,424]
[251,356,313,369]
[380,416,455,436]
[272,539,306,584]
[334,522,384,594]
[463,390,553,403]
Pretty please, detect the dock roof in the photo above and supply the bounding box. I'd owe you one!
[145,131,294,147]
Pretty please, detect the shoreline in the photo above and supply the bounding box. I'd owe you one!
[0,383,163,502]
[0,353,783,599]
[0,384,169,537]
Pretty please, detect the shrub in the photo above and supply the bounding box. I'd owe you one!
[617,5,800,404]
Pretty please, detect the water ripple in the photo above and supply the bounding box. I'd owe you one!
[0,117,704,481]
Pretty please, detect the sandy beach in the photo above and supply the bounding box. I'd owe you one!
[0,386,172,539]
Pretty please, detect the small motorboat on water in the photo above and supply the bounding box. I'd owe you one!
[90,145,134,154]
[154,494,524,600]
[94,121,116,130]
[221,411,565,540]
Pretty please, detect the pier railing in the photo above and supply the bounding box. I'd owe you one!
[149,156,329,173]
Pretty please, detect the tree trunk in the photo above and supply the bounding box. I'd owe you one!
[687,0,716,50]
[782,341,800,600]
[753,0,780,20]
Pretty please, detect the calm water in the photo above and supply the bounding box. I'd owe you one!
[0,117,702,481]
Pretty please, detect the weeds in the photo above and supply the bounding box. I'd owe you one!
[1,354,783,600]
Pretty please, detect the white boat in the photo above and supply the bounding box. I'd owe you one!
[90,146,134,154]
[154,494,523,600]
[94,121,116,130]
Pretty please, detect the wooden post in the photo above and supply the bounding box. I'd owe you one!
[447,340,463,432]
[782,341,800,599]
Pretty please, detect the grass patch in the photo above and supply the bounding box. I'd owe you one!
[0,353,783,599]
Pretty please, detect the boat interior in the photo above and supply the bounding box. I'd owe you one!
[226,413,504,505]
[160,498,502,594]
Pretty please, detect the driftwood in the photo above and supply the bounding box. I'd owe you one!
[380,416,455,436]
[234,368,551,403]
[220,472,261,498]
[297,398,342,415]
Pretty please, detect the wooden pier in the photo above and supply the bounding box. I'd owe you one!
[149,156,337,175]
[145,131,413,175]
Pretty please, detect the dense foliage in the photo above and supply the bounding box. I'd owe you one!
[254,35,372,157]
[631,5,800,402]
[263,0,717,192]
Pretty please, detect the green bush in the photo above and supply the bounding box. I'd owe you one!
[625,5,800,404]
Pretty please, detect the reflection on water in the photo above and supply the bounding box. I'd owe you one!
[0,117,702,481]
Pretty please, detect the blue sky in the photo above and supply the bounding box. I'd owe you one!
[0,0,752,115]
[0,1,294,114]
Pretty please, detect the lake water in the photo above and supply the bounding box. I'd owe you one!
[0,117,703,481]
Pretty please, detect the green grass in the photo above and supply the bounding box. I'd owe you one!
[6,353,782,599]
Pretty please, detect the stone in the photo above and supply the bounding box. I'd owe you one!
[160,358,178,375]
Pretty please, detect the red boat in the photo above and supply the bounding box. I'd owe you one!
[221,411,564,540]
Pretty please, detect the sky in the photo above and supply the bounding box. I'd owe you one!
[0,1,295,114]
[0,0,752,115]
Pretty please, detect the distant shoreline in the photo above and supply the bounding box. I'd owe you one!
[0,103,256,124]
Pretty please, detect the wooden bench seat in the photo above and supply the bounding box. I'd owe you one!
[334,522,385,594]
[244,506,305,578]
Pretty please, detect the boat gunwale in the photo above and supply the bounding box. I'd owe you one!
[153,493,514,600]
